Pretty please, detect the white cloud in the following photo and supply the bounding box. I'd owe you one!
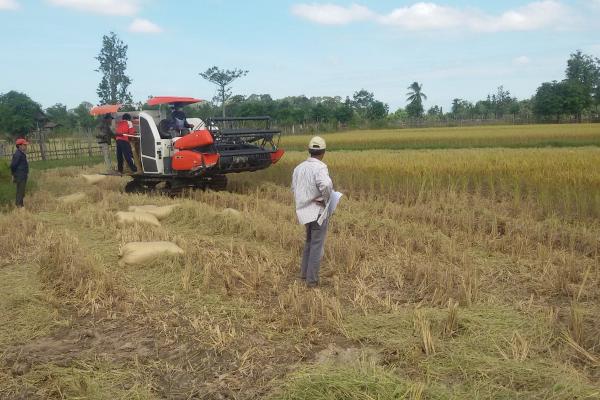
[381,1,570,32]
[291,3,374,25]
[0,0,19,10]
[513,56,531,66]
[293,1,572,32]
[47,0,140,16]
[378,3,467,30]
[475,1,569,32]
[129,18,163,33]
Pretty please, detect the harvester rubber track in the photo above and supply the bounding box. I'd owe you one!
[124,175,228,196]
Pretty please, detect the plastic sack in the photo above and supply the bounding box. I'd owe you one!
[127,204,179,220]
[118,241,184,266]
[116,211,161,227]
[81,174,107,184]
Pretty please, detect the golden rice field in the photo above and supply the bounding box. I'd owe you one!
[280,123,600,151]
[1,125,600,399]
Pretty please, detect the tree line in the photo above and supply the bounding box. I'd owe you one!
[0,31,598,139]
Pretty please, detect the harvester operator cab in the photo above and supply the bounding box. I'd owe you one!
[158,103,193,139]
[172,107,190,129]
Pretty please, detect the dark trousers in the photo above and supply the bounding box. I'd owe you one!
[116,140,137,173]
[300,218,329,284]
[15,179,26,207]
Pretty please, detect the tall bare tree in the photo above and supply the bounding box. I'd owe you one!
[199,66,248,117]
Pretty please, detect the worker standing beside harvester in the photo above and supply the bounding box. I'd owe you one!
[292,136,333,288]
[96,114,114,173]
[115,113,138,174]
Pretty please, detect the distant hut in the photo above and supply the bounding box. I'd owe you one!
[42,121,61,134]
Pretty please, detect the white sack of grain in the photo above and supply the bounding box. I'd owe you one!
[116,211,161,227]
[118,241,184,266]
[58,192,87,203]
[221,208,241,218]
[127,204,180,219]
[81,174,107,184]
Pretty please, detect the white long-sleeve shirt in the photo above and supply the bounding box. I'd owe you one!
[291,157,333,225]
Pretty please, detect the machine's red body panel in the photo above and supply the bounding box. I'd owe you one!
[172,150,203,171]
[172,150,220,171]
[202,153,220,167]
[174,130,214,150]
[270,149,285,164]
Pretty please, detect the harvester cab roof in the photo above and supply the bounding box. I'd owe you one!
[90,96,285,194]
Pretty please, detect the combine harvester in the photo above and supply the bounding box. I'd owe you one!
[90,96,285,194]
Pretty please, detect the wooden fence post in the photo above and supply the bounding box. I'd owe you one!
[38,129,48,161]
[84,128,93,157]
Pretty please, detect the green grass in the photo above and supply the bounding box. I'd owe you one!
[0,159,14,204]
[2,361,158,400]
[31,156,103,170]
[336,308,600,399]
[272,363,440,400]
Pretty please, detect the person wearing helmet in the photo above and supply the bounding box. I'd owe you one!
[10,138,29,207]
[115,113,138,174]
[291,136,334,288]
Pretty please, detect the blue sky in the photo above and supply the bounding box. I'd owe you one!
[1,0,599,111]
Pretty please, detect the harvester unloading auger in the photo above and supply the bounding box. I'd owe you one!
[90,96,285,194]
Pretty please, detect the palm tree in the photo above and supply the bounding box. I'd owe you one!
[406,82,427,118]
[406,82,427,103]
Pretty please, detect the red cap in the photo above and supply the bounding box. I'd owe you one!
[16,138,29,145]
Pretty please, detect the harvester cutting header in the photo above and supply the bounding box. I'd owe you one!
[90,96,285,194]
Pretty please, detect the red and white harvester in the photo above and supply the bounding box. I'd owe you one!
[90,96,285,193]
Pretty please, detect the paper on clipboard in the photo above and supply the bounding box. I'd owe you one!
[318,191,343,225]
[329,191,343,215]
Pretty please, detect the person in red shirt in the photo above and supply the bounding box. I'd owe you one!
[115,113,138,174]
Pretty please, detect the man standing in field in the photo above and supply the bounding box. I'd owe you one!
[10,138,29,208]
[292,136,333,288]
[96,114,114,173]
[115,113,138,174]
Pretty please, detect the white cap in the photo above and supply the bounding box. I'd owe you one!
[308,136,326,150]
